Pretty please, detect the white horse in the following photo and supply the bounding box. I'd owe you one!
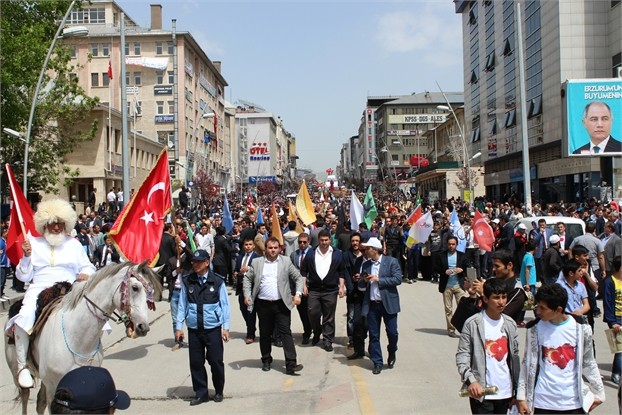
[5,261,162,414]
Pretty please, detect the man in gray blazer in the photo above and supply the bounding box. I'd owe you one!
[244,237,305,375]
[360,237,402,375]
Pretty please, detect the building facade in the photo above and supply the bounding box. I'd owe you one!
[455,0,622,204]
[62,0,230,201]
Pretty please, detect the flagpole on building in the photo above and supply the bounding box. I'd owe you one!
[108,60,113,173]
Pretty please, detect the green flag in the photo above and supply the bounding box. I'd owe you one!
[184,220,197,253]
[363,185,377,229]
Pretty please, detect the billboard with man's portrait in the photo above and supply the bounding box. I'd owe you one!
[565,79,622,157]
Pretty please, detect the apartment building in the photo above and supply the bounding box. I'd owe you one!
[62,0,229,200]
[455,0,621,203]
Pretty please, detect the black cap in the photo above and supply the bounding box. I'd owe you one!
[54,366,131,411]
[191,249,210,261]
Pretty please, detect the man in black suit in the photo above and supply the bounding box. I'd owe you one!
[572,101,621,154]
[234,238,261,344]
[434,235,468,338]
[289,233,313,344]
[93,235,120,268]
[300,229,346,352]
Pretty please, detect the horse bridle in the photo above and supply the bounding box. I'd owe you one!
[84,267,156,326]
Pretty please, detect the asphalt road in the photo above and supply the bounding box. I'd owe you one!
[1,279,620,414]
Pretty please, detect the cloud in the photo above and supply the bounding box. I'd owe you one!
[374,7,461,55]
[192,30,226,57]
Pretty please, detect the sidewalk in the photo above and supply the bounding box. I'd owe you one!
[0,275,26,313]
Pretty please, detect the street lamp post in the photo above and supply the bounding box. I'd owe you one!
[370,154,385,181]
[23,0,87,193]
[437,102,473,208]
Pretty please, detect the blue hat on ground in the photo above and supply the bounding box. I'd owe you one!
[192,249,210,261]
[54,366,131,411]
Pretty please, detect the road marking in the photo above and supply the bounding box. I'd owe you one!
[351,364,375,414]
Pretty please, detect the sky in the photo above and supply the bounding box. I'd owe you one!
[118,0,464,176]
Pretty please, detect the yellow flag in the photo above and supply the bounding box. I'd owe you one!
[288,201,305,234]
[270,203,284,245]
[296,181,317,226]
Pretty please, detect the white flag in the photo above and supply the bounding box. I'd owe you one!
[412,211,434,245]
[349,190,364,231]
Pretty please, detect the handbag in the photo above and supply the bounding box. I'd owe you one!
[451,296,483,333]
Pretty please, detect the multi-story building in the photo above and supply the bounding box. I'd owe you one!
[234,102,297,190]
[454,0,621,203]
[62,0,229,200]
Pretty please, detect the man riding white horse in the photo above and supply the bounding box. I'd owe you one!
[4,199,95,388]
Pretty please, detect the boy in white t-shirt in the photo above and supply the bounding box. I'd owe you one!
[516,284,605,414]
[456,278,520,414]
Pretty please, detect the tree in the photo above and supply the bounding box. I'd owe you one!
[1,0,98,194]
[454,166,480,191]
[193,168,219,202]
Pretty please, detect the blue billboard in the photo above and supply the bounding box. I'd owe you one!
[566,79,622,156]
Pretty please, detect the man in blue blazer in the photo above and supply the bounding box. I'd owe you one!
[300,229,346,351]
[234,237,261,344]
[360,237,402,374]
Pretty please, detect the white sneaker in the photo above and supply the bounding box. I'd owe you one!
[18,368,34,388]
[1,294,8,300]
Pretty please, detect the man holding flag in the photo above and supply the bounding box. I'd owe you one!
[5,198,95,388]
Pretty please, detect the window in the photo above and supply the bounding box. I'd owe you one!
[103,72,110,86]
[134,42,141,55]
[91,44,99,57]
[168,71,174,84]
[167,101,174,114]
[134,72,142,86]
[469,70,479,84]
[613,52,621,78]
[470,127,481,143]
[91,73,99,87]
[102,43,110,57]
[485,53,495,72]
[156,41,163,55]
[469,9,477,25]
[156,101,164,114]
[504,109,516,128]
[70,45,77,58]
[167,41,174,54]
[528,96,542,118]
[125,72,130,86]
[156,71,164,84]
[134,101,142,116]
[487,119,497,136]
[124,42,129,56]
[503,37,513,56]
[69,7,105,24]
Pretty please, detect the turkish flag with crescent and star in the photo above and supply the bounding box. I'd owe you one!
[472,209,495,252]
[109,148,172,265]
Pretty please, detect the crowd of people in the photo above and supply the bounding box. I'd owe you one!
[2,187,622,412]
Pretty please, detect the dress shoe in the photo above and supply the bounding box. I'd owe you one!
[324,343,333,352]
[302,336,310,345]
[213,393,224,403]
[274,339,283,348]
[245,337,254,344]
[18,368,34,389]
[448,331,459,338]
[262,361,271,372]
[286,364,303,375]
[387,353,396,369]
[311,335,321,346]
[189,395,208,406]
[347,352,365,360]
[372,365,382,375]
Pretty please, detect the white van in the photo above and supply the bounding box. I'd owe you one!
[514,216,585,239]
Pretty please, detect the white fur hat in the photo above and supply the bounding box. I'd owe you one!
[34,199,77,234]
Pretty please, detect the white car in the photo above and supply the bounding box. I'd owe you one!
[513,216,585,239]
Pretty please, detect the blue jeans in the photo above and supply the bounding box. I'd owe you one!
[613,316,622,376]
[367,301,398,367]
[170,289,181,338]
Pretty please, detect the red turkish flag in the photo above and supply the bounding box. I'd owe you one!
[473,209,495,252]
[4,164,40,265]
[107,61,113,80]
[108,149,172,264]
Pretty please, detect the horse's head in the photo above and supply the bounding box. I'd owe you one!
[117,262,163,338]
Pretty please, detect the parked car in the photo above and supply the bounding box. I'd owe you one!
[514,216,585,239]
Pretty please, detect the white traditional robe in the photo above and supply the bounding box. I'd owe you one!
[5,235,95,334]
